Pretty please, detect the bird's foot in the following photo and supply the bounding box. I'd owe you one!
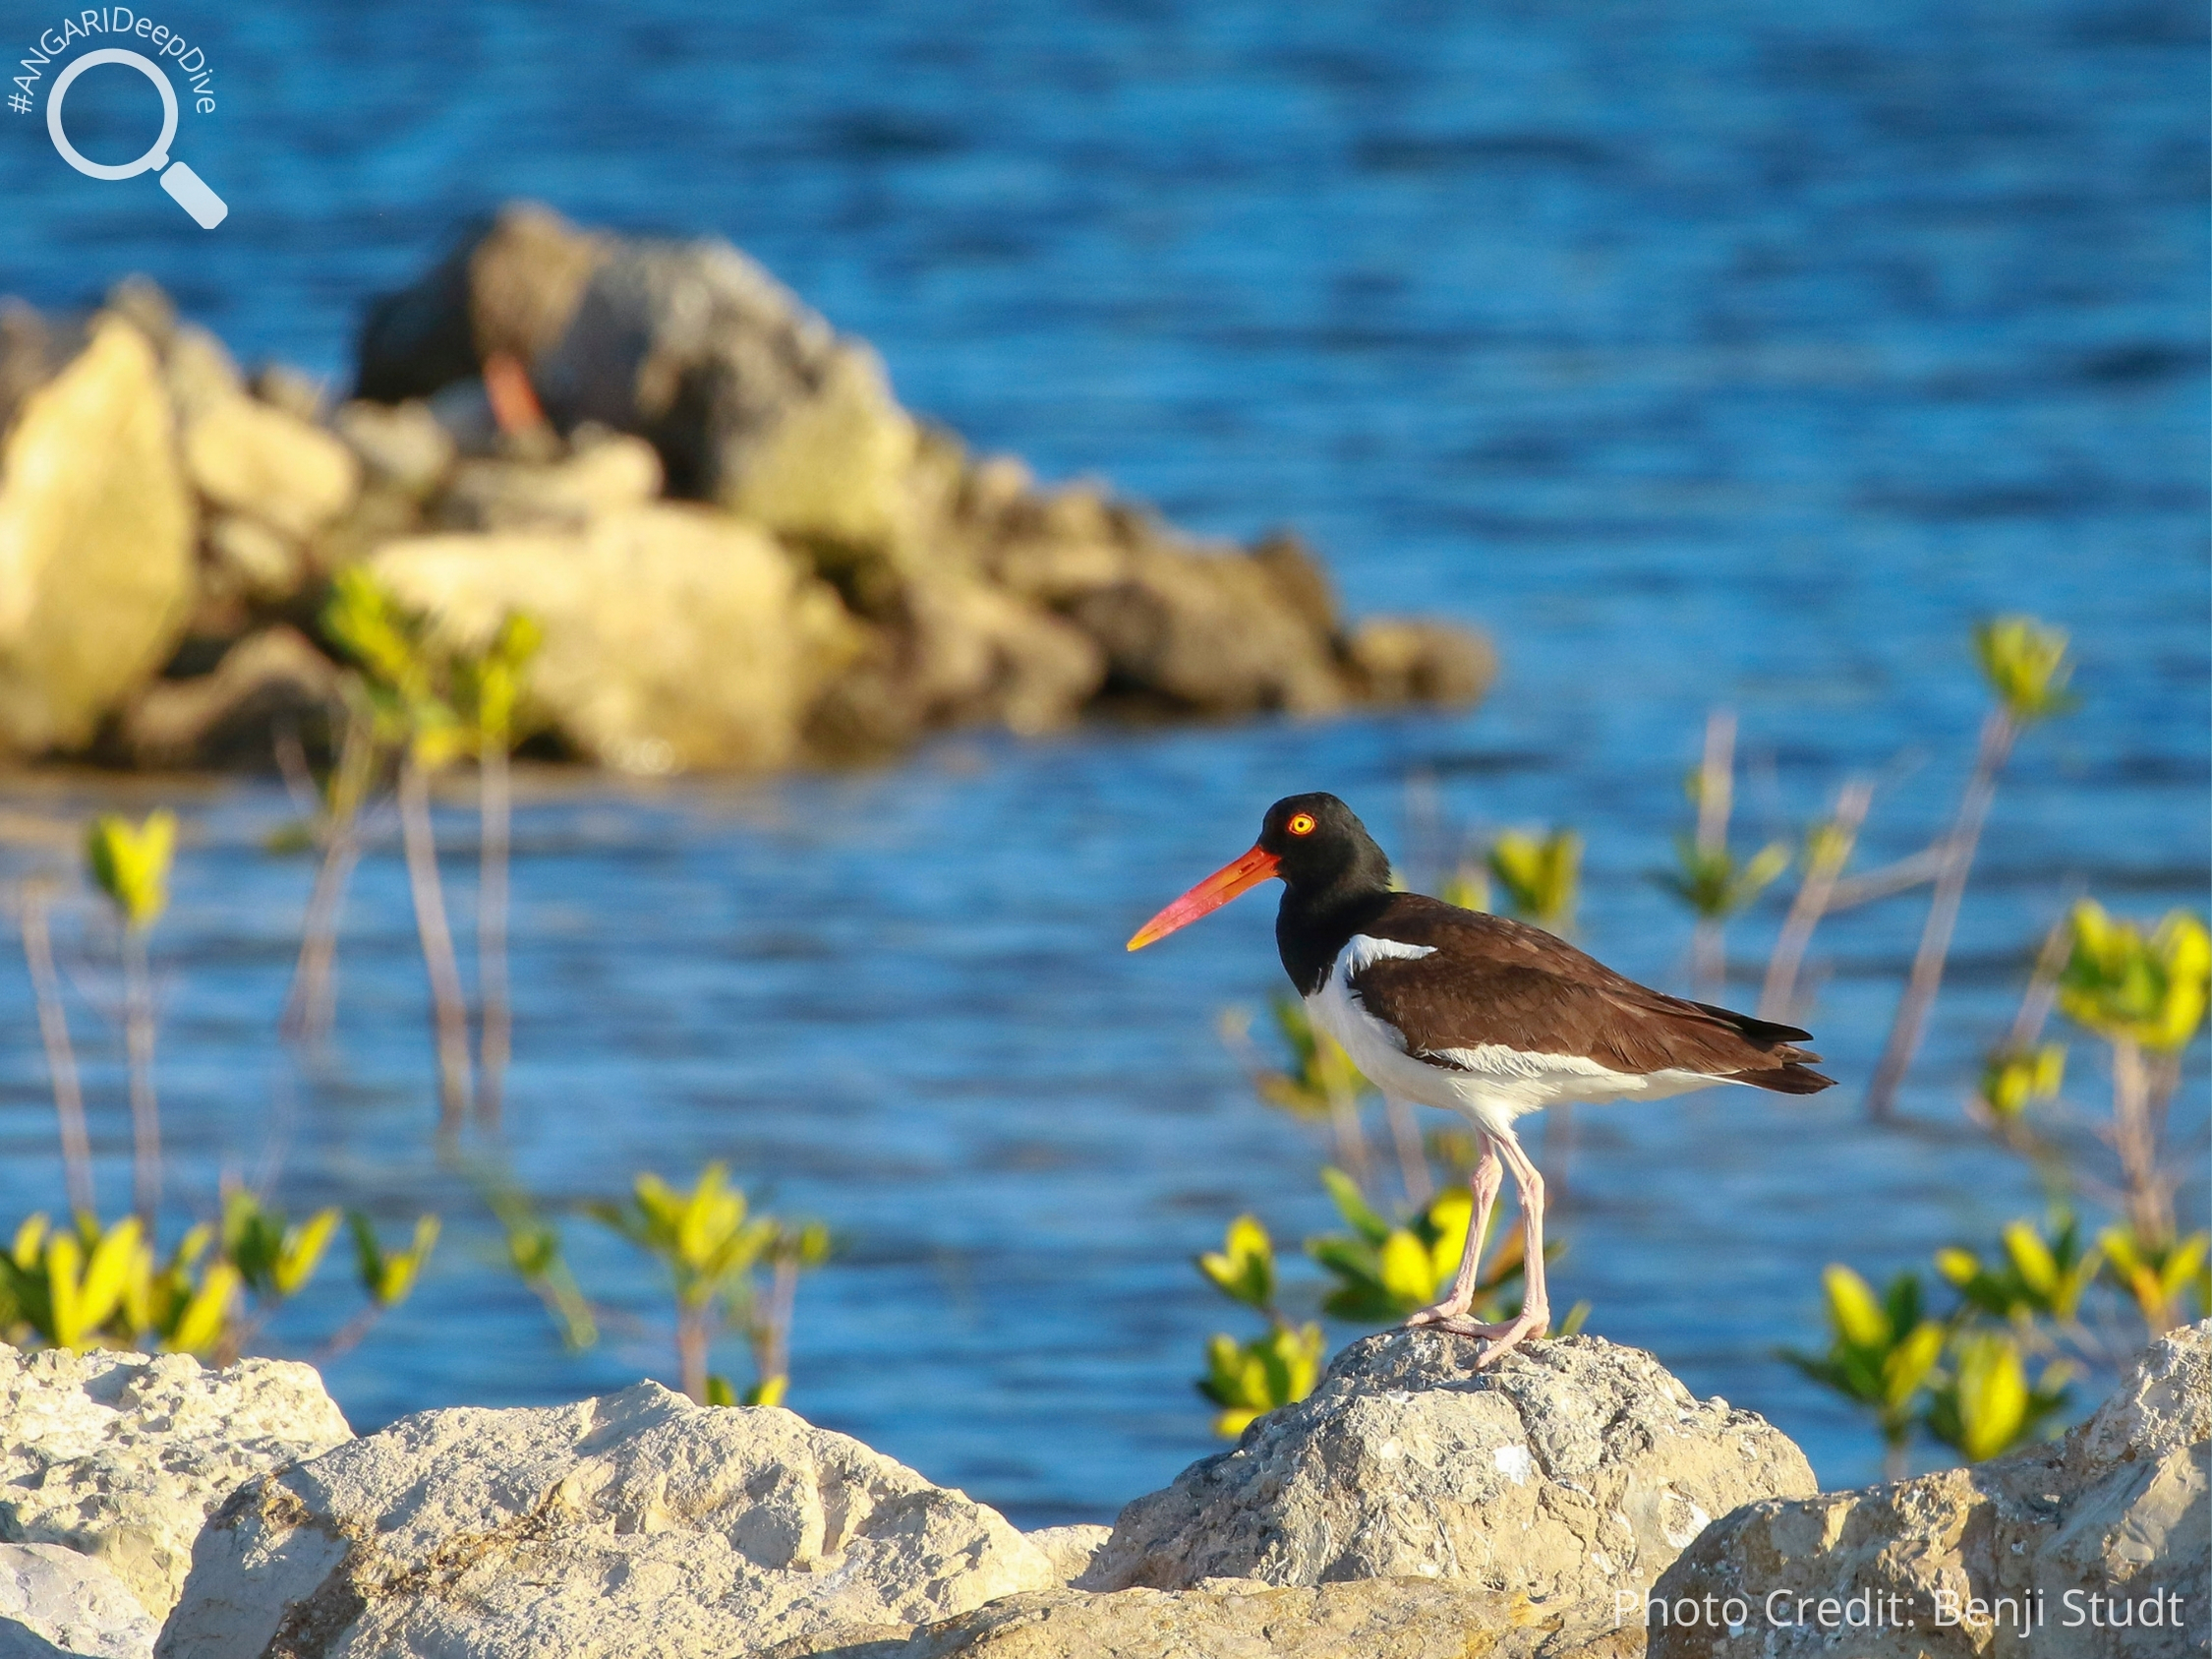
[1469,1307,1550,1370]
[1403,1303,1519,1340]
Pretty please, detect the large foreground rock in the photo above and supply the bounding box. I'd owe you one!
[0,317,196,754]
[1091,1332,1815,1613]
[0,1542,156,1659]
[158,1380,1059,1659]
[1650,1321,2210,1659]
[782,1580,1641,1659]
[0,1344,351,1623]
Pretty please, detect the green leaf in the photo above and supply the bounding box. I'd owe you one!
[1319,1167,1390,1247]
[2058,901,2208,1054]
[1197,1215,1276,1311]
[86,812,176,930]
[1973,616,2075,725]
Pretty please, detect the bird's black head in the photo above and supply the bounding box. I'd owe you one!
[1127,792,1392,952]
[1253,793,1392,897]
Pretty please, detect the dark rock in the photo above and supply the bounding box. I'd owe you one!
[122,626,341,769]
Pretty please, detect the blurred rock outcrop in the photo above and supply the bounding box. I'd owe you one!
[0,317,195,755]
[0,206,1490,771]
[1650,1320,2210,1659]
[370,505,860,772]
[158,1380,1058,1659]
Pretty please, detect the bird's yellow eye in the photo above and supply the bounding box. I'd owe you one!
[1287,813,1316,836]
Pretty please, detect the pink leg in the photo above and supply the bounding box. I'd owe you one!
[1470,1131,1550,1369]
[1404,1138,1515,1336]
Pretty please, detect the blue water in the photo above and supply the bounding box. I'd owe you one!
[2,0,2205,1522]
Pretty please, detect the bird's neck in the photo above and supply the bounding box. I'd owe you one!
[1275,867,1394,996]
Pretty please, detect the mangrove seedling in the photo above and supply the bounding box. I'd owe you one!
[1934,1215,2101,1337]
[723,1217,832,1407]
[0,1214,240,1358]
[1758,779,1872,1021]
[1779,1264,1945,1479]
[324,569,477,1135]
[326,1210,440,1356]
[1220,998,1388,1198]
[2098,1225,2210,1338]
[1198,1323,1326,1440]
[2056,901,2207,1257]
[1192,1214,1324,1437]
[588,1164,780,1405]
[452,613,543,1132]
[1654,712,1789,997]
[483,1180,598,1351]
[1922,1330,2072,1463]
[1865,616,2074,1119]
[216,1189,341,1361]
[87,811,176,1228]
[13,877,93,1219]
[278,683,381,1047]
[1485,828,1581,936]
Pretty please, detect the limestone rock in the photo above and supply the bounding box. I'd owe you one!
[1346,618,1497,706]
[0,1342,351,1622]
[1068,544,1349,716]
[437,430,664,530]
[357,206,920,548]
[181,388,360,542]
[0,1543,156,1659]
[332,399,455,500]
[0,302,83,442]
[157,1380,1058,1659]
[1023,1526,1113,1588]
[1649,1321,2211,1659]
[121,626,341,769]
[0,317,196,753]
[1091,1332,1815,1611]
[782,1581,1639,1659]
[370,504,862,773]
[534,238,918,543]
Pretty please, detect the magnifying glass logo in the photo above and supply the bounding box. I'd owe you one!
[46,48,227,229]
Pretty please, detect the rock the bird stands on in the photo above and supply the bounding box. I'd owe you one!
[1129,793,1836,1366]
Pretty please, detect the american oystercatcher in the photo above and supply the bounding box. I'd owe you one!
[1129,793,1834,1366]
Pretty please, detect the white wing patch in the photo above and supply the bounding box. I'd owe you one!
[1427,1043,1619,1081]
[1341,935,1438,976]
[1308,933,1737,1129]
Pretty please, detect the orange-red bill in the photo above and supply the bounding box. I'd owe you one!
[1126,846,1282,951]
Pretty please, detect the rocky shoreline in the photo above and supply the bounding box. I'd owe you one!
[0,206,1491,777]
[2,1324,2201,1658]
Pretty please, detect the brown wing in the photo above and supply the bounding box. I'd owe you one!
[1348,896,1834,1094]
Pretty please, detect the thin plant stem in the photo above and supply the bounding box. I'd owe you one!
[19,881,93,1217]
[1383,1095,1433,1209]
[317,1304,383,1361]
[123,925,160,1229]
[1325,1080,1374,1193]
[399,756,474,1135]
[1759,779,1872,1021]
[281,707,378,1045]
[1864,711,2017,1120]
[1691,709,1735,1000]
[756,1255,800,1394]
[677,1302,710,1404]
[2109,1038,2173,1246]
[477,740,511,1132]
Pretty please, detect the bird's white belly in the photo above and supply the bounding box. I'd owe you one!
[1306,934,1730,1141]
